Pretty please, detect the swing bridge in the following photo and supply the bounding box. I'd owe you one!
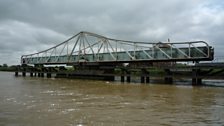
[21,31,214,65]
[16,31,219,85]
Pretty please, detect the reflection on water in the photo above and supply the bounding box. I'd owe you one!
[0,72,224,126]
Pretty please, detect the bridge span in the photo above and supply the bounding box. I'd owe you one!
[21,31,214,65]
[17,31,217,85]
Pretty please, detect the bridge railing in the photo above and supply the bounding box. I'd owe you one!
[21,31,214,65]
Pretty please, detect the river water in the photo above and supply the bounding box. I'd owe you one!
[0,72,224,126]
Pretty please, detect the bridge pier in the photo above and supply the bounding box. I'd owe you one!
[140,69,149,83]
[47,73,51,78]
[22,66,26,77]
[127,76,131,83]
[121,69,125,82]
[121,76,125,82]
[22,72,26,77]
[164,69,173,84]
[126,71,131,83]
[38,73,41,77]
[46,67,52,78]
[30,72,33,77]
[15,71,18,76]
[141,76,145,83]
[146,76,150,83]
[41,73,44,77]
[15,66,19,76]
[192,69,202,85]
[120,69,131,83]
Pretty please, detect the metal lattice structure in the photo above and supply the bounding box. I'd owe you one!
[21,31,214,65]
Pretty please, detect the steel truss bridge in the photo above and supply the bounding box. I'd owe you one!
[21,31,214,65]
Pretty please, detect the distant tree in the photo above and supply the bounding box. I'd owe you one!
[3,64,8,67]
[0,65,2,67]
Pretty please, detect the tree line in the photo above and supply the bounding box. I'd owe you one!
[0,64,17,71]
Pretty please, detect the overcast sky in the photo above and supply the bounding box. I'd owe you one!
[0,0,224,65]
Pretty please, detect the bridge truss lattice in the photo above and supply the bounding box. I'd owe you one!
[21,31,214,65]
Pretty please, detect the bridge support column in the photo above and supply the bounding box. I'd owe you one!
[15,71,18,76]
[192,69,202,85]
[34,64,44,78]
[22,72,26,77]
[121,76,125,82]
[141,69,149,83]
[141,76,145,83]
[47,73,51,78]
[38,73,41,77]
[127,76,131,82]
[126,71,131,82]
[164,69,173,84]
[22,66,26,77]
[30,72,33,77]
[121,69,125,82]
[41,73,44,77]
[46,67,52,78]
[15,66,19,76]
[146,76,150,83]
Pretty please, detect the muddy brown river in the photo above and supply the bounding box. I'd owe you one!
[0,72,224,126]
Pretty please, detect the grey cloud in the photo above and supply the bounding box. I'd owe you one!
[0,0,224,65]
